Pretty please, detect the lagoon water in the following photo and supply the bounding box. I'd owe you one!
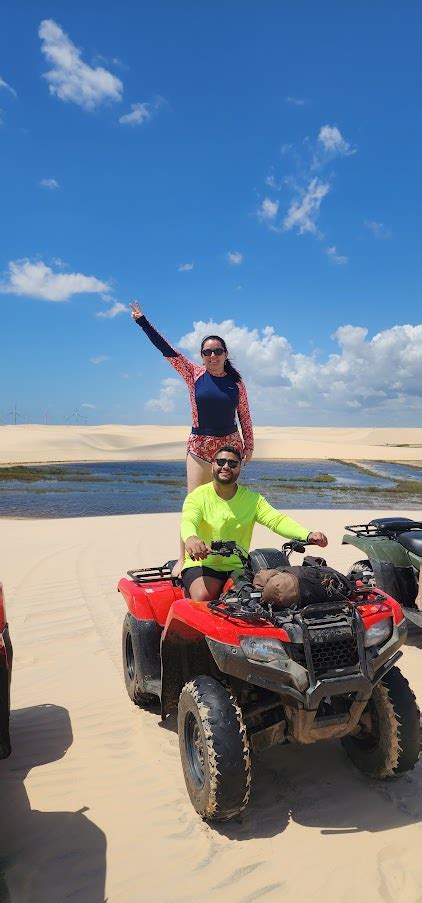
[0,459,421,518]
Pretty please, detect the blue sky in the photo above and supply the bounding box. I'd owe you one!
[1,1,421,426]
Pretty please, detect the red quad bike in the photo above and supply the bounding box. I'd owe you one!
[118,541,420,821]
[0,582,13,759]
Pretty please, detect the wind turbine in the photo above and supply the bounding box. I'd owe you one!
[65,408,88,425]
[7,404,23,425]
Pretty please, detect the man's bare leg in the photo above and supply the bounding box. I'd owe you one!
[185,574,226,602]
[171,453,212,579]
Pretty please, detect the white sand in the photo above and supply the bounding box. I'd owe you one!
[1,508,422,902]
[1,423,422,463]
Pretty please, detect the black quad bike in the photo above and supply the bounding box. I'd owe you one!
[343,517,422,629]
[119,540,420,821]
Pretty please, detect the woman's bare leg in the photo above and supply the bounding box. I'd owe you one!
[415,565,422,610]
[171,453,213,578]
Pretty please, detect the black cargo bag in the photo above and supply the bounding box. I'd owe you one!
[253,565,353,609]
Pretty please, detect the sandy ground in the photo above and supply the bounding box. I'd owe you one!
[1,508,422,903]
[1,424,422,463]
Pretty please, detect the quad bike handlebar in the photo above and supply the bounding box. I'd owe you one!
[209,538,307,564]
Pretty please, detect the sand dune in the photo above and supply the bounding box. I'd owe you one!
[1,508,421,901]
[1,423,422,464]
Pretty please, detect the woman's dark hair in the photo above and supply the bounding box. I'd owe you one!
[200,334,242,383]
[213,444,242,462]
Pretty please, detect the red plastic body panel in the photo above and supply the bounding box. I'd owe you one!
[163,597,292,645]
[118,577,184,625]
[119,577,404,641]
[357,588,404,628]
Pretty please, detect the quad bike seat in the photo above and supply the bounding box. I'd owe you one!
[369,517,417,534]
[397,531,422,557]
[249,548,289,574]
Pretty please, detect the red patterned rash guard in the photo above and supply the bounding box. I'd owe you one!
[136,315,254,463]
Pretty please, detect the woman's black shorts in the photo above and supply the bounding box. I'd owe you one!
[182,566,232,594]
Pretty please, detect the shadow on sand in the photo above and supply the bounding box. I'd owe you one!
[0,704,106,903]
[159,707,422,842]
[215,737,422,841]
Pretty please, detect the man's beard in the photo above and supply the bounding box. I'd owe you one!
[213,469,236,484]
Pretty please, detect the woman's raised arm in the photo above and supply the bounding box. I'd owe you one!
[129,301,197,383]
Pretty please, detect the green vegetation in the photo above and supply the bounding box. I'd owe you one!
[262,473,335,484]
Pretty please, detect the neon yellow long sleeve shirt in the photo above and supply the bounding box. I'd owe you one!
[181,482,310,572]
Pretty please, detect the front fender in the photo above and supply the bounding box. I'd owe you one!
[342,534,410,566]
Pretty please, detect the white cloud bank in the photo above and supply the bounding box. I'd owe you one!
[178,262,194,272]
[145,318,422,424]
[145,377,184,413]
[0,259,109,301]
[38,19,123,110]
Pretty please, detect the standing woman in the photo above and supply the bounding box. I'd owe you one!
[130,302,254,573]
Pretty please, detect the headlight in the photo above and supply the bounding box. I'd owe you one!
[364,618,393,648]
[240,636,286,663]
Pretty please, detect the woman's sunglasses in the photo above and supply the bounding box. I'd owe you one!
[202,348,225,357]
[215,458,240,469]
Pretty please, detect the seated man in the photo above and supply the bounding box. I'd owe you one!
[181,445,328,601]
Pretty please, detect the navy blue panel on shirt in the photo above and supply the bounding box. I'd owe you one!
[194,372,239,436]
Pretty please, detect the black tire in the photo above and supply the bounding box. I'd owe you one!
[122,613,155,707]
[347,559,375,584]
[342,666,420,778]
[178,676,251,821]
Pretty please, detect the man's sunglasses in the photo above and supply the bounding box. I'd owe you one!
[202,347,225,357]
[215,457,240,469]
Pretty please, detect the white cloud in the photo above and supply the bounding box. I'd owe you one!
[265,171,282,190]
[285,96,306,106]
[39,177,59,189]
[365,220,392,240]
[0,259,109,302]
[283,177,329,235]
[90,355,109,365]
[257,197,279,222]
[81,402,95,409]
[38,19,123,111]
[318,125,355,156]
[145,377,184,414]
[178,318,422,424]
[178,262,194,272]
[227,251,243,265]
[96,301,127,318]
[326,245,348,265]
[0,76,17,98]
[119,102,151,126]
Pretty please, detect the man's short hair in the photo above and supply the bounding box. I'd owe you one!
[213,444,242,462]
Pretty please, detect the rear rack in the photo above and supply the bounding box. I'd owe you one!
[128,565,173,584]
[345,522,422,538]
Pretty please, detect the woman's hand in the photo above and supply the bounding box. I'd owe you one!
[129,301,143,320]
[243,450,253,465]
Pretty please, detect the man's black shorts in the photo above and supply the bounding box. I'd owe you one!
[182,566,232,594]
